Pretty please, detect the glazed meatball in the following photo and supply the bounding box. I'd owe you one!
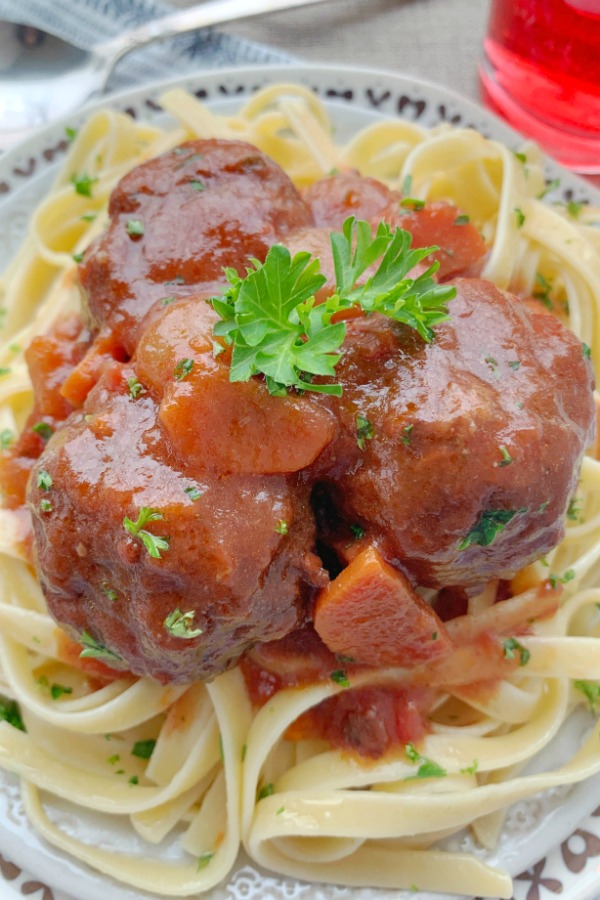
[304,171,398,227]
[303,172,486,280]
[314,278,595,590]
[78,139,313,354]
[28,297,333,684]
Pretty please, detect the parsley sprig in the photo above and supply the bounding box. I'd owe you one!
[212,217,454,396]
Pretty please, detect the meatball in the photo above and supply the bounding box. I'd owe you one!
[314,278,595,590]
[78,139,313,354]
[303,172,486,280]
[304,171,398,227]
[27,296,333,684]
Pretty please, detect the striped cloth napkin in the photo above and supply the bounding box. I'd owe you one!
[0,0,294,92]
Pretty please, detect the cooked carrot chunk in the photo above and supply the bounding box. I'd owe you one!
[314,546,453,667]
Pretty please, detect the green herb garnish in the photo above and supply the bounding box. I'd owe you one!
[402,423,414,446]
[257,783,275,801]
[197,851,214,870]
[350,524,365,539]
[401,197,425,210]
[459,508,527,550]
[538,178,560,199]
[32,421,53,442]
[0,697,25,731]
[101,583,119,602]
[574,680,600,711]
[126,219,145,237]
[548,568,575,589]
[132,739,156,760]
[37,469,53,491]
[274,520,288,535]
[211,217,454,397]
[123,507,169,559]
[533,272,553,309]
[330,670,350,688]
[514,208,526,228]
[356,414,374,450]
[567,497,583,522]
[164,608,203,639]
[50,683,73,700]
[0,428,13,450]
[173,358,194,381]
[404,743,447,780]
[502,637,530,667]
[79,630,122,663]
[127,376,146,399]
[498,446,512,467]
[71,172,97,198]
[454,214,470,225]
[183,485,203,501]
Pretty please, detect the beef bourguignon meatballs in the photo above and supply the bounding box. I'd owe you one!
[18,140,595,684]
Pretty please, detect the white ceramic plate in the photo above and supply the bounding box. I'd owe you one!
[1,63,600,900]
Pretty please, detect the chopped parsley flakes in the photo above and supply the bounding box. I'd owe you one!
[37,469,53,491]
[404,743,447,780]
[127,376,146,399]
[79,630,122,663]
[0,697,26,731]
[71,172,97,198]
[123,507,170,559]
[459,508,527,550]
[183,485,203,501]
[164,608,203,639]
[574,680,600,711]
[132,739,156,760]
[257,782,275,801]
[356,414,374,450]
[32,421,54,442]
[548,568,575,589]
[502,637,530,667]
[330,669,350,688]
[126,219,145,237]
[0,428,13,450]
[173,358,194,381]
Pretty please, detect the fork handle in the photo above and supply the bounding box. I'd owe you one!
[97,0,336,67]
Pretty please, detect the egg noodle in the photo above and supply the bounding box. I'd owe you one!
[0,83,600,899]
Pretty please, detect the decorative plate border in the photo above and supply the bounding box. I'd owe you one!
[1,64,600,900]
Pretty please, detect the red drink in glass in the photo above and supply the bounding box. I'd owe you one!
[480,0,600,172]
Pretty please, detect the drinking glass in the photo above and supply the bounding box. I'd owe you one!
[480,0,600,174]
